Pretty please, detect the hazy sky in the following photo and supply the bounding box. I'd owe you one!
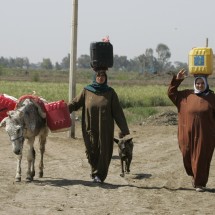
[1,0,215,64]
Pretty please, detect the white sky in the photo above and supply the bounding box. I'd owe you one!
[0,0,214,64]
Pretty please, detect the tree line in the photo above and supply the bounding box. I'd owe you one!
[0,43,188,73]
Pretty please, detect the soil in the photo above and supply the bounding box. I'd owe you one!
[0,107,215,215]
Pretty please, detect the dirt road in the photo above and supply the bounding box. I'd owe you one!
[0,118,215,215]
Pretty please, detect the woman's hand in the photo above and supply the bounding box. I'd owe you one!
[119,132,128,138]
[176,69,187,80]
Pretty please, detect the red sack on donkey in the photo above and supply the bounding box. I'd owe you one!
[0,94,17,122]
[17,95,71,133]
[44,100,72,132]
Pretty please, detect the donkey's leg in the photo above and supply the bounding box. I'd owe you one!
[30,148,36,178]
[38,130,48,178]
[26,138,35,182]
[15,154,22,182]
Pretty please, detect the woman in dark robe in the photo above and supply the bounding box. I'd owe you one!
[68,69,130,183]
[168,68,215,192]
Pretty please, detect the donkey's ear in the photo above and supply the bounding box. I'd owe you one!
[18,111,24,118]
[0,117,8,127]
[8,110,15,118]
[113,138,119,144]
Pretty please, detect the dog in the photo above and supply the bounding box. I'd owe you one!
[114,137,133,177]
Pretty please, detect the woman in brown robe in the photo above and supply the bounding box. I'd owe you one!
[168,68,215,192]
[68,69,130,183]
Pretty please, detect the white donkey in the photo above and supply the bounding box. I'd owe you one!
[0,98,48,182]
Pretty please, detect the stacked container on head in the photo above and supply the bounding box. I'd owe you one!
[189,47,213,76]
[90,36,113,71]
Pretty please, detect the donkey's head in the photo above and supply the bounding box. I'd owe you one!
[1,110,25,155]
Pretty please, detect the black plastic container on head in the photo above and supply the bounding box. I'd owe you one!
[90,42,113,69]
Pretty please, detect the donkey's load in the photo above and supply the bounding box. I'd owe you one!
[0,94,17,122]
[45,100,72,132]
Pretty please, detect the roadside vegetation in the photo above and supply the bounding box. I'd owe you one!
[2,68,212,124]
[0,43,188,73]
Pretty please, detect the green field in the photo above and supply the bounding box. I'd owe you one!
[0,81,172,124]
[0,69,177,124]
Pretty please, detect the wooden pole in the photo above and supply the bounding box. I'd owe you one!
[69,0,78,138]
[206,38,208,47]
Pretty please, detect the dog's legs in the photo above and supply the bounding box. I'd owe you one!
[120,159,125,177]
[125,158,131,174]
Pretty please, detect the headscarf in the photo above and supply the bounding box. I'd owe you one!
[194,76,213,95]
[84,71,111,94]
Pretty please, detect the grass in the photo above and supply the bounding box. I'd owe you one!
[0,69,177,124]
[0,81,70,102]
[113,85,172,108]
[124,106,158,124]
[3,68,215,124]
[0,80,172,124]
[0,80,172,105]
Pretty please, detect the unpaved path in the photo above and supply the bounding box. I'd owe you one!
[0,119,215,215]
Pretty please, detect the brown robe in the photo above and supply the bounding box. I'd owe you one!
[68,88,129,182]
[168,75,215,187]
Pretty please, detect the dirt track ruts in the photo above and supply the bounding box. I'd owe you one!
[0,120,215,215]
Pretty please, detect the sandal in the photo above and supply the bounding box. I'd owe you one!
[195,186,205,192]
[93,176,102,183]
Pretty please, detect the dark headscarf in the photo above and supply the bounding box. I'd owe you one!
[194,75,214,95]
[84,71,111,94]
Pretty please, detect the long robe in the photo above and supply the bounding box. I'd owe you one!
[68,88,129,182]
[168,75,215,187]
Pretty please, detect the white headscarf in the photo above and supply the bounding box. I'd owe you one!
[194,76,209,95]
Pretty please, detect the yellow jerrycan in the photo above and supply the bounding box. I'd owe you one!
[189,47,213,75]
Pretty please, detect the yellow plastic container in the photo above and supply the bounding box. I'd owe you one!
[188,47,213,75]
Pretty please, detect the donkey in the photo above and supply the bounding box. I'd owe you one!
[0,98,48,182]
[114,137,133,177]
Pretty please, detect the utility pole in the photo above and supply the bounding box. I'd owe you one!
[69,0,78,138]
